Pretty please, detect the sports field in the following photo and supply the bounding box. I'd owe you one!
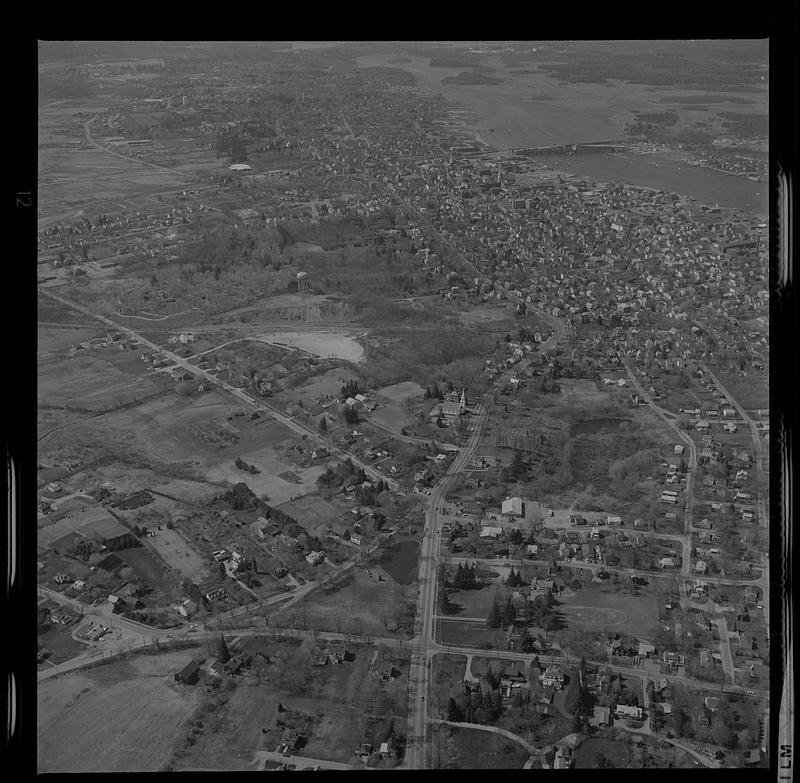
[558,588,661,639]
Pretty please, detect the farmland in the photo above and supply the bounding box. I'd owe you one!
[37,649,205,773]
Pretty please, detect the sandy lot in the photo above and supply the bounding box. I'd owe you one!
[252,331,364,362]
[37,649,204,772]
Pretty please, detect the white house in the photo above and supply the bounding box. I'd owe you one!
[502,497,524,517]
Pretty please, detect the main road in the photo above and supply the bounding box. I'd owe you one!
[38,288,399,493]
[403,326,563,769]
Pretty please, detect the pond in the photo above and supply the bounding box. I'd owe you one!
[570,417,631,437]
[379,539,420,585]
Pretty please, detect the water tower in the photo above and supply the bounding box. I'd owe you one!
[296,270,308,296]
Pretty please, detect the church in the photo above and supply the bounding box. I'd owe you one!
[429,389,468,424]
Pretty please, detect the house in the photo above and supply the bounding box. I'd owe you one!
[674,444,685,455]
[607,515,621,526]
[695,560,708,574]
[277,728,305,755]
[305,550,325,565]
[663,651,685,670]
[590,705,611,727]
[638,642,656,658]
[205,588,227,601]
[540,665,565,690]
[479,525,503,538]
[502,497,525,517]
[177,599,197,618]
[553,745,573,770]
[174,658,201,684]
[704,696,721,711]
[378,736,396,759]
[570,514,587,526]
[658,557,676,569]
[224,652,250,676]
[72,580,86,591]
[615,704,643,720]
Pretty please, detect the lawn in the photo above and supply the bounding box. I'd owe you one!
[574,737,630,768]
[37,623,89,665]
[445,583,509,620]
[37,650,204,773]
[118,545,178,598]
[436,725,529,769]
[438,618,506,650]
[272,568,415,637]
[713,369,769,410]
[143,527,211,584]
[431,653,468,712]
[557,588,661,639]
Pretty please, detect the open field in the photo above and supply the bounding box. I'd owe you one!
[273,568,414,637]
[38,348,171,412]
[446,583,508,619]
[436,725,530,769]
[272,494,346,531]
[558,588,661,639]
[439,618,506,649]
[376,381,425,404]
[369,406,409,432]
[713,369,769,409]
[574,737,631,768]
[143,527,211,582]
[38,623,89,665]
[118,546,178,598]
[252,331,364,362]
[37,141,185,219]
[37,649,205,772]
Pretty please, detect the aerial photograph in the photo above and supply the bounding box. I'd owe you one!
[36,40,772,771]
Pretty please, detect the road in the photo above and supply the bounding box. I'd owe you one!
[403,321,565,769]
[38,288,399,493]
[699,364,769,633]
[252,750,361,771]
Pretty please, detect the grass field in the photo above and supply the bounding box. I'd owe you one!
[38,348,170,412]
[436,725,529,769]
[558,589,661,639]
[446,583,508,620]
[369,406,409,432]
[376,381,425,404]
[143,527,210,581]
[714,369,769,409]
[38,623,89,665]
[37,650,204,772]
[274,569,414,637]
[574,737,631,768]
[118,546,178,598]
[438,619,506,649]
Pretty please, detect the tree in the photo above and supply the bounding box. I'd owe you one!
[216,635,231,664]
[319,416,328,435]
[487,599,501,629]
[572,712,583,733]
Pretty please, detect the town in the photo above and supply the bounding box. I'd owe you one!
[36,40,770,772]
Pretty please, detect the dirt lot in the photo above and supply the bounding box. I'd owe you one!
[37,649,205,772]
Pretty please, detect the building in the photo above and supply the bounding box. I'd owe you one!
[502,497,525,517]
[305,550,325,565]
[590,705,611,727]
[540,665,565,690]
[615,704,643,720]
[205,588,227,602]
[174,658,201,685]
[479,525,503,538]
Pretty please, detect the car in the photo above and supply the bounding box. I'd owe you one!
[420,696,425,701]
[165,634,173,638]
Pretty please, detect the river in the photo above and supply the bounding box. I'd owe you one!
[541,151,768,217]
